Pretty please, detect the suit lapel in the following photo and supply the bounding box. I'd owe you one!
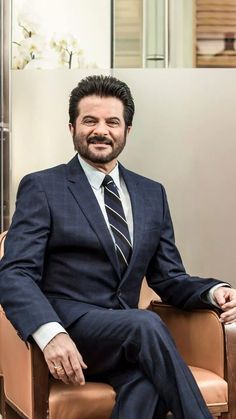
[118,164,146,286]
[66,156,121,278]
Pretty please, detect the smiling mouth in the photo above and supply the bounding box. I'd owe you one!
[88,136,112,146]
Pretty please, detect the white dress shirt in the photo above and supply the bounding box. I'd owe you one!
[32,156,228,351]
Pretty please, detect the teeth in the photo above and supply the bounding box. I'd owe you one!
[89,140,111,145]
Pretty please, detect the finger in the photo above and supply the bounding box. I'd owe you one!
[220,314,236,323]
[221,298,236,311]
[221,316,236,324]
[60,357,78,385]
[57,370,69,384]
[54,363,70,384]
[78,353,88,370]
[48,363,68,384]
[48,361,68,383]
[220,308,236,322]
[69,352,86,385]
[215,293,226,307]
[61,344,87,385]
[225,319,236,325]
[47,361,60,380]
[214,288,231,306]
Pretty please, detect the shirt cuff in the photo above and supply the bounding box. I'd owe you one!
[32,322,67,351]
[207,283,231,307]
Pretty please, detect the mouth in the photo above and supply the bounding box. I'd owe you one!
[88,136,113,146]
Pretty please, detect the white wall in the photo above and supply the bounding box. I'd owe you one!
[11,68,236,287]
[11,69,111,201]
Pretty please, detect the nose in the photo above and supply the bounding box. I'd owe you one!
[93,121,109,136]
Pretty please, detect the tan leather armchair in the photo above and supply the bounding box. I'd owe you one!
[0,231,7,417]
[1,230,236,419]
[0,306,5,417]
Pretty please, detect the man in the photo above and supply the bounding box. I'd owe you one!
[0,75,236,419]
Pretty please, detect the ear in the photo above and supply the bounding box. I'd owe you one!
[127,126,132,135]
[69,123,74,136]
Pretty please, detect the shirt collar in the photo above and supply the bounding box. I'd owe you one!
[78,154,121,191]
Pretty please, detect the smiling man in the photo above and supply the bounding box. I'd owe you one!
[0,75,236,419]
[70,95,129,167]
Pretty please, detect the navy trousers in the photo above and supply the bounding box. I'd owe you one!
[68,309,213,419]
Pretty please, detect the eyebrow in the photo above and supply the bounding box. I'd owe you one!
[82,115,97,120]
[82,115,121,121]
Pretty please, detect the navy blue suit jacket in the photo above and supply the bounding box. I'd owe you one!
[0,155,221,341]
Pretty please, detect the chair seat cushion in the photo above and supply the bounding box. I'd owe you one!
[190,366,228,408]
[49,367,228,419]
[49,380,115,419]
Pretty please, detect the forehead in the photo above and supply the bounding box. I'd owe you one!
[77,95,124,119]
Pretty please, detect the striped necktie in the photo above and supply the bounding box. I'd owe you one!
[102,175,132,275]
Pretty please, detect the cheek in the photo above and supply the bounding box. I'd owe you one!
[75,128,91,140]
[110,128,125,139]
[114,132,126,144]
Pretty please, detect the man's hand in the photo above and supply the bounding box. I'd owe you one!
[213,287,236,324]
[43,333,87,385]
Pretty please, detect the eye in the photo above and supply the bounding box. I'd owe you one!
[107,119,120,127]
[83,118,96,126]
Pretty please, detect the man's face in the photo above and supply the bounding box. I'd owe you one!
[69,95,130,170]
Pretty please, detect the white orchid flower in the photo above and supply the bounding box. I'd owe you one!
[50,32,83,68]
[17,9,40,37]
[12,52,29,70]
[18,35,46,59]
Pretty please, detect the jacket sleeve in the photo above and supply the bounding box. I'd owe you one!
[0,174,62,341]
[146,185,224,310]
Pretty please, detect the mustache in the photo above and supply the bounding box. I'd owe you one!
[87,135,112,145]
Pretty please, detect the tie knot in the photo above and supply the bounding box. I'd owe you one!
[102,175,115,188]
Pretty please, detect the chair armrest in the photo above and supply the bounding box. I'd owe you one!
[150,301,225,377]
[224,322,236,418]
[1,311,49,419]
[0,306,4,376]
[0,231,7,259]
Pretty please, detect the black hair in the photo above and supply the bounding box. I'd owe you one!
[69,75,135,127]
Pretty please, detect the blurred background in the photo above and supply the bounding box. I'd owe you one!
[1,0,236,285]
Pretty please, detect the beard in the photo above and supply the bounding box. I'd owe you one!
[73,133,127,164]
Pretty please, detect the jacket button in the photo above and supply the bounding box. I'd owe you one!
[117,289,122,297]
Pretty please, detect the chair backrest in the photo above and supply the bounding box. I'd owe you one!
[0,308,3,378]
[151,301,225,377]
[0,231,7,259]
[138,278,160,309]
[0,231,35,418]
[1,310,34,418]
[0,231,7,378]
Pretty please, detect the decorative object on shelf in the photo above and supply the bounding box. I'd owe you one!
[196,0,236,68]
[12,9,47,69]
[12,7,95,69]
[50,33,84,69]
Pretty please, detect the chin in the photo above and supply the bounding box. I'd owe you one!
[89,152,113,162]
[91,157,113,164]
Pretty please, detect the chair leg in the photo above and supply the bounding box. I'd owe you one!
[4,403,22,419]
[0,376,5,418]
